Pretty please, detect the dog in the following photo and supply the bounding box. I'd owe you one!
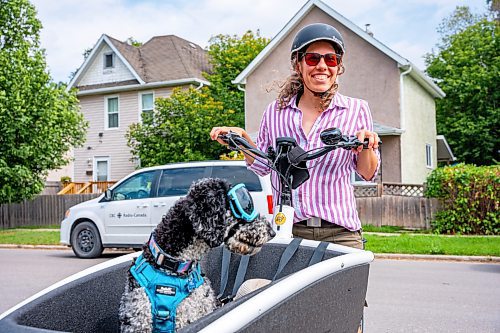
[119,178,275,333]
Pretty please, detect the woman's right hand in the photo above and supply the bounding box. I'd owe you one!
[210,126,246,145]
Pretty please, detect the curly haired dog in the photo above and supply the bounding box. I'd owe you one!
[119,178,275,333]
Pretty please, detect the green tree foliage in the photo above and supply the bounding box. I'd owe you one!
[0,0,88,203]
[425,7,499,165]
[126,88,233,166]
[204,30,270,126]
[425,164,499,235]
[127,30,269,165]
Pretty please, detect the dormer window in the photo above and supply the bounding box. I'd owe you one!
[104,52,114,69]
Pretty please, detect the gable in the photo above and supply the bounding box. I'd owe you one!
[78,43,138,87]
[234,0,444,99]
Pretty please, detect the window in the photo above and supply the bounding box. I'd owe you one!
[157,167,208,197]
[104,52,114,68]
[211,166,262,191]
[112,171,156,201]
[106,97,119,129]
[140,93,154,119]
[426,144,433,168]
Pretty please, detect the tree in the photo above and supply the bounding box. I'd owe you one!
[127,30,269,165]
[204,30,269,127]
[425,7,499,165]
[0,0,88,203]
[127,88,233,166]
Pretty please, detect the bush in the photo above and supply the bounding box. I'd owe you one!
[425,163,499,235]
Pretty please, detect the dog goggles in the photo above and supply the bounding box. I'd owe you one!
[301,52,341,67]
[227,183,258,222]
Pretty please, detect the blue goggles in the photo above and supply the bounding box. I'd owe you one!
[227,183,258,222]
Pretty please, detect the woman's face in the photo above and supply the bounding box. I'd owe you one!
[297,41,340,94]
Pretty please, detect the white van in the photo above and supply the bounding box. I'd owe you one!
[60,161,273,258]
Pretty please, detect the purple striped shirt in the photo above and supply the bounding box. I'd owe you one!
[248,93,380,231]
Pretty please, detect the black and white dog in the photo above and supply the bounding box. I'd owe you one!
[119,178,275,332]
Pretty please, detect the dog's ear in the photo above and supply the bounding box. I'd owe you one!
[187,178,230,247]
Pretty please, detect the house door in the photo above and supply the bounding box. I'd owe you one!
[94,157,110,181]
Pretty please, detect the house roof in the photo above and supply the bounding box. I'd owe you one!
[374,122,404,136]
[68,34,211,92]
[436,135,456,162]
[232,0,445,99]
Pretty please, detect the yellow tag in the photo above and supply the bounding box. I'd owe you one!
[274,212,286,226]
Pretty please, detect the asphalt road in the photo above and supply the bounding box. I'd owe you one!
[0,248,131,314]
[0,249,499,332]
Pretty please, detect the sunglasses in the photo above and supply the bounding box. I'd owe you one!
[301,52,341,67]
[227,183,258,222]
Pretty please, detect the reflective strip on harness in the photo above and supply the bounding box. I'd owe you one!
[130,254,204,333]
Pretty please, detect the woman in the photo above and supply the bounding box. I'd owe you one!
[210,23,380,249]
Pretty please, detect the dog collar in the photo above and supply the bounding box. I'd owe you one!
[148,233,195,275]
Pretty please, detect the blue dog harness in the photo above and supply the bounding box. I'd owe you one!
[130,235,204,333]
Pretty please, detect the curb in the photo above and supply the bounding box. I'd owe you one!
[0,244,133,253]
[374,253,500,263]
[1,244,499,263]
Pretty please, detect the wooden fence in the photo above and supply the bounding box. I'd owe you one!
[0,191,439,230]
[0,194,99,229]
[356,196,439,229]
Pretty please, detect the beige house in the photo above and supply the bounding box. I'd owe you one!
[64,34,210,182]
[233,0,455,184]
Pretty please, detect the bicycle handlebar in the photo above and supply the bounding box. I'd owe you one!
[218,128,381,190]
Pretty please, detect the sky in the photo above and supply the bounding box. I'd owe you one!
[30,0,489,83]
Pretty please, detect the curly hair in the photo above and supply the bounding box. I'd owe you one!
[276,53,345,111]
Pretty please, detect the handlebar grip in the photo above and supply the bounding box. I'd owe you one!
[217,134,229,144]
[362,138,383,149]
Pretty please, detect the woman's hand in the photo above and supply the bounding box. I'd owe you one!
[353,129,380,153]
[210,126,246,145]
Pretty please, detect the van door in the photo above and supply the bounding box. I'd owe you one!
[103,170,157,245]
[150,166,210,228]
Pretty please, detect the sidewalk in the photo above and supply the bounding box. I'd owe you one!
[1,243,498,263]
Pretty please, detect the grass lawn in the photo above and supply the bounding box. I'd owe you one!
[0,228,60,245]
[364,233,500,257]
[1,225,499,257]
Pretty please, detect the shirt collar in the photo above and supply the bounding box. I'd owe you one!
[287,92,348,111]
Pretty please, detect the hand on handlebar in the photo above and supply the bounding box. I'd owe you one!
[210,126,245,146]
[354,129,380,153]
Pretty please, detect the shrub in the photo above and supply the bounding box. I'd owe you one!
[425,163,499,235]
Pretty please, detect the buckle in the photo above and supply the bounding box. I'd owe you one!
[162,258,180,272]
[218,295,234,305]
[156,310,170,320]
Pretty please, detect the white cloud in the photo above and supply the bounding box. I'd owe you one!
[30,0,488,82]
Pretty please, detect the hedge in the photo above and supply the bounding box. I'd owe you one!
[425,163,499,235]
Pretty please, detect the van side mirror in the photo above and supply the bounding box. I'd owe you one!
[104,189,112,201]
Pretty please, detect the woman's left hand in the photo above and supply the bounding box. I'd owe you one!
[353,129,380,153]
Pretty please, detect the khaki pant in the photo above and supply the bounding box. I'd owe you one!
[292,223,363,249]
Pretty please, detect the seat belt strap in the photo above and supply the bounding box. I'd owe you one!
[308,241,329,266]
[230,254,250,299]
[217,246,231,300]
[272,237,302,281]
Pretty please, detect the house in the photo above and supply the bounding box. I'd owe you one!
[63,34,210,183]
[232,0,455,184]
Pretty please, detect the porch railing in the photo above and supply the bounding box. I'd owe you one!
[58,181,116,195]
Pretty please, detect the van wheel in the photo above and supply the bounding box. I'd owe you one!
[71,221,103,258]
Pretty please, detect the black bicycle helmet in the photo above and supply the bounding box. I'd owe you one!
[291,23,345,57]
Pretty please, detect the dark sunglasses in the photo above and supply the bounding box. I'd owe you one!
[301,52,341,67]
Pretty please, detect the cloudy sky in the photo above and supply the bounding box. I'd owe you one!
[30,0,488,83]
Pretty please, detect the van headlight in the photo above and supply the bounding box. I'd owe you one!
[65,209,71,219]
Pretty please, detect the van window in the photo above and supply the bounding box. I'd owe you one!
[158,167,208,196]
[112,171,155,200]
[211,166,262,191]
